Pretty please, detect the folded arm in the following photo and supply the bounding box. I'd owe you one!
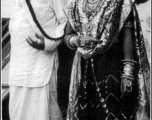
[25,0,67,51]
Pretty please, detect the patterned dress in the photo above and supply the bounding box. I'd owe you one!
[65,0,150,120]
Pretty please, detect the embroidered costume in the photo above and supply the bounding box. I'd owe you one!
[64,0,150,120]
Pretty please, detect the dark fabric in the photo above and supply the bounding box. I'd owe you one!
[135,0,148,5]
[65,0,132,58]
[65,0,150,120]
[58,43,75,110]
[76,41,136,120]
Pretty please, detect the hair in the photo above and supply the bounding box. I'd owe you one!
[135,0,149,5]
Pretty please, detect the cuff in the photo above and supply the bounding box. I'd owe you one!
[44,38,57,51]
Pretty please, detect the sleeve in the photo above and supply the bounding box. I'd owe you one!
[64,21,77,50]
[44,0,67,51]
[51,0,67,37]
[20,0,67,52]
[19,0,42,35]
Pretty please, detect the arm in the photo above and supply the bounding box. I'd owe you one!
[64,21,102,50]
[122,25,134,60]
[120,10,137,95]
[44,0,67,51]
[64,21,78,50]
[120,15,137,94]
[22,0,67,51]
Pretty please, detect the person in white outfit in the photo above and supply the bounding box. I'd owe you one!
[8,0,67,120]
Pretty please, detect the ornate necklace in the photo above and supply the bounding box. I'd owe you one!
[87,0,100,4]
[85,0,100,12]
[77,0,105,36]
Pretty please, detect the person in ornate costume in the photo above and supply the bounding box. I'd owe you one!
[8,0,67,120]
[64,0,150,120]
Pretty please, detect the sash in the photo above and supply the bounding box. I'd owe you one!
[20,0,64,40]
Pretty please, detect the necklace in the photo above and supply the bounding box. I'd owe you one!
[85,0,100,13]
[87,0,100,4]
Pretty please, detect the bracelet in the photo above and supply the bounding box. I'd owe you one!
[121,60,137,92]
[66,34,77,50]
[121,59,137,64]
[121,59,137,79]
[121,75,134,80]
[123,63,134,77]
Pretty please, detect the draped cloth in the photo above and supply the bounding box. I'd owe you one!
[9,68,62,120]
[64,0,150,120]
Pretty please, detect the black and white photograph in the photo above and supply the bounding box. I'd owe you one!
[1,0,151,120]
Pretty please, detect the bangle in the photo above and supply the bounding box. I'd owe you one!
[121,59,137,92]
[70,35,80,47]
[66,34,77,50]
[121,59,137,64]
[121,75,134,80]
[121,59,137,79]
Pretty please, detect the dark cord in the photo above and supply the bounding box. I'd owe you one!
[25,0,64,40]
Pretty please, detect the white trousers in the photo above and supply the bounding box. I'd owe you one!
[9,74,62,120]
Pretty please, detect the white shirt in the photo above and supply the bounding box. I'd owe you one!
[9,0,67,87]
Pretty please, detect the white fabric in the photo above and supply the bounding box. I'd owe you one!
[9,80,62,120]
[8,0,67,87]
[136,1,151,64]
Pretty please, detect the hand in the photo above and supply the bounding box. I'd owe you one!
[77,36,102,48]
[120,77,133,98]
[26,34,45,50]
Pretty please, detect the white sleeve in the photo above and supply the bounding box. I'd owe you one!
[19,0,42,35]
[44,0,67,51]
[51,0,67,37]
[44,38,62,51]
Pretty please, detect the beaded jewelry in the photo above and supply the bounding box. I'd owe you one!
[67,34,81,49]
[121,59,137,92]
[66,34,77,49]
[90,58,109,114]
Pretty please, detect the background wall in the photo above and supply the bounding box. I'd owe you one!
[1,0,15,18]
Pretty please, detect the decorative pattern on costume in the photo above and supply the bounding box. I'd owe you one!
[105,93,120,103]
[103,74,119,83]
[65,0,150,120]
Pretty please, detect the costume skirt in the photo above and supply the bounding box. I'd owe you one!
[68,42,137,120]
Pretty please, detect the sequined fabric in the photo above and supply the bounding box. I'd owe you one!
[65,0,150,120]
[65,0,132,59]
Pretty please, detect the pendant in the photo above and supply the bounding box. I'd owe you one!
[88,0,100,4]
[85,22,93,32]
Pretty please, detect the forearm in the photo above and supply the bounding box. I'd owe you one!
[123,27,134,60]
[121,22,136,93]
[44,13,67,52]
[64,21,77,50]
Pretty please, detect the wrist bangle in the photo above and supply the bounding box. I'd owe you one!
[121,59,137,80]
[67,34,77,50]
[121,59,137,64]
